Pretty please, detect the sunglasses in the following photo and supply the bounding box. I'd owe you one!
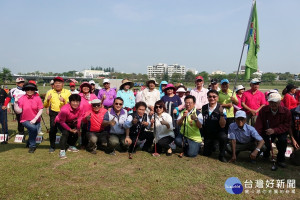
[196,80,203,82]
[155,105,163,109]
[208,95,218,98]
[92,104,101,107]
[114,103,123,106]
[253,83,260,85]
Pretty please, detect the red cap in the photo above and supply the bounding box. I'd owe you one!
[195,76,203,81]
[28,80,36,85]
[69,82,76,86]
[53,76,64,82]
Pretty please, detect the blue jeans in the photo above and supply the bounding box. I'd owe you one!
[0,108,8,135]
[175,133,201,157]
[22,121,40,148]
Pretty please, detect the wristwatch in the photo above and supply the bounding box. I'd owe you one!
[255,148,260,152]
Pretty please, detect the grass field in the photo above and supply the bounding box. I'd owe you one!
[1,111,300,199]
[1,83,299,199]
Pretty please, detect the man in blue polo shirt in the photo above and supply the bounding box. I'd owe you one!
[227,110,265,162]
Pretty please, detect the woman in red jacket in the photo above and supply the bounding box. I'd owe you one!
[282,84,298,110]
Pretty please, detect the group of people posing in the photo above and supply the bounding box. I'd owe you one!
[1,75,300,167]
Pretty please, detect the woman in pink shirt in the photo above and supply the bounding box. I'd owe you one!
[55,94,83,159]
[14,83,43,153]
[79,82,98,148]
[234,85,245,113]
[79,82,98,111]
[282,84,298,110]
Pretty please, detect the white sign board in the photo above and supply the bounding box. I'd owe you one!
[14,134,24,143]
[55,136,61,144]
[0,134,8,142]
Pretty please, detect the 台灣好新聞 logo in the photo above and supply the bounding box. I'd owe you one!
[225,177,243,194]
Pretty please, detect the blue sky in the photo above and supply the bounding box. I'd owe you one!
[0,0,299,74]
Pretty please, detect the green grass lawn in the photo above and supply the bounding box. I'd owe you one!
[1,112,299,200]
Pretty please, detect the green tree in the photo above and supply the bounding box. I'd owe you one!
[163,72,169,82]
[261,72,276,82]
[184,71,196,83]
[0,67,13,83]
[171,73,182,83]
[198,71,209,82]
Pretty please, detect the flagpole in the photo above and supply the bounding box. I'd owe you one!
[232,0,256,95]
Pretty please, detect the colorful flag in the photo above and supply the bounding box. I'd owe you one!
[244,1,259,80]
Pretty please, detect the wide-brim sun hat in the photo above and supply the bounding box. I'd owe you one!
[176,87,186,93]
[164,83,176,92]
[268,93,281,102]
[120,79,134,90]
[146,78,158,87]
[80,82,92,92]
[22,83,37,91]
[235,85,245,92]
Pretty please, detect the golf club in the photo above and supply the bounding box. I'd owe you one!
[152,114,160,157]
[179,116,187,158]
[267,120,277,171]
[129,115,145,159]
[41,115,49,133]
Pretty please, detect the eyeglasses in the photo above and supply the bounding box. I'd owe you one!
[114,103,123,106]
[208,95,218,98]
[196,80,203,82]
[155,105,163,109]
[92,104,101,107]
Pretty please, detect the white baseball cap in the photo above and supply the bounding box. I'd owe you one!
[89,80,96,85]
[91,99,101,104]
[268,93,281,102]
[235,110,246,119]
[103,79,110,84]
[250,78,261,84]
[16,77,25,83]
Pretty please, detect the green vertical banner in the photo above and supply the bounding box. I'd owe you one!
[244,1,259,80]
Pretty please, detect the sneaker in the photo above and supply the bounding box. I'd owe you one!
[59,150,67,159]
[109,150,116,156]
[90,150,97,154]
[219,156,227,163]
[28,147,36,153]
[277,162,287,168]
[68,146,79,152]
[49,148,55,153]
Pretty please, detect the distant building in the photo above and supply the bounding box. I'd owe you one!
[211,70,226,75]
[147,63,186,78]
[187,68,198,75]
[81,70,110,78]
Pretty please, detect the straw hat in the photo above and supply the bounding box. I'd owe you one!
[120,79,134,90]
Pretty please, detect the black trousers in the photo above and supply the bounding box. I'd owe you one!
[129,131,154,153]
[262,132,287,162]
[156,136,174,153]
[203,131,227,158]
[58,124,78,150]
[49,110,59,149]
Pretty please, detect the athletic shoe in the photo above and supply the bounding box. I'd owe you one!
[90,150,97,154]
[59,150,67,159]
[109,150,116,156]
[68,146,79,152]
[277,162,287,168]
[49,148,55,153]
[28,147,36,153]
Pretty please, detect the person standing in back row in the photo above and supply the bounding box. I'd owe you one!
[44,77,71,153]
[190,76,208,111]
[241,78,266,126]
[98,79,116,109]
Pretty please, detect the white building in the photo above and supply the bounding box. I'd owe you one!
[81,70,110,78]
[211,70,226,75]
[187,68,198,75]
[147,63,186,78]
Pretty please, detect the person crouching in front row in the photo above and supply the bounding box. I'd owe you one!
[124,101,154,154]
[55,94,83,159]
[227,110,265,163]
[82,99,108,154]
